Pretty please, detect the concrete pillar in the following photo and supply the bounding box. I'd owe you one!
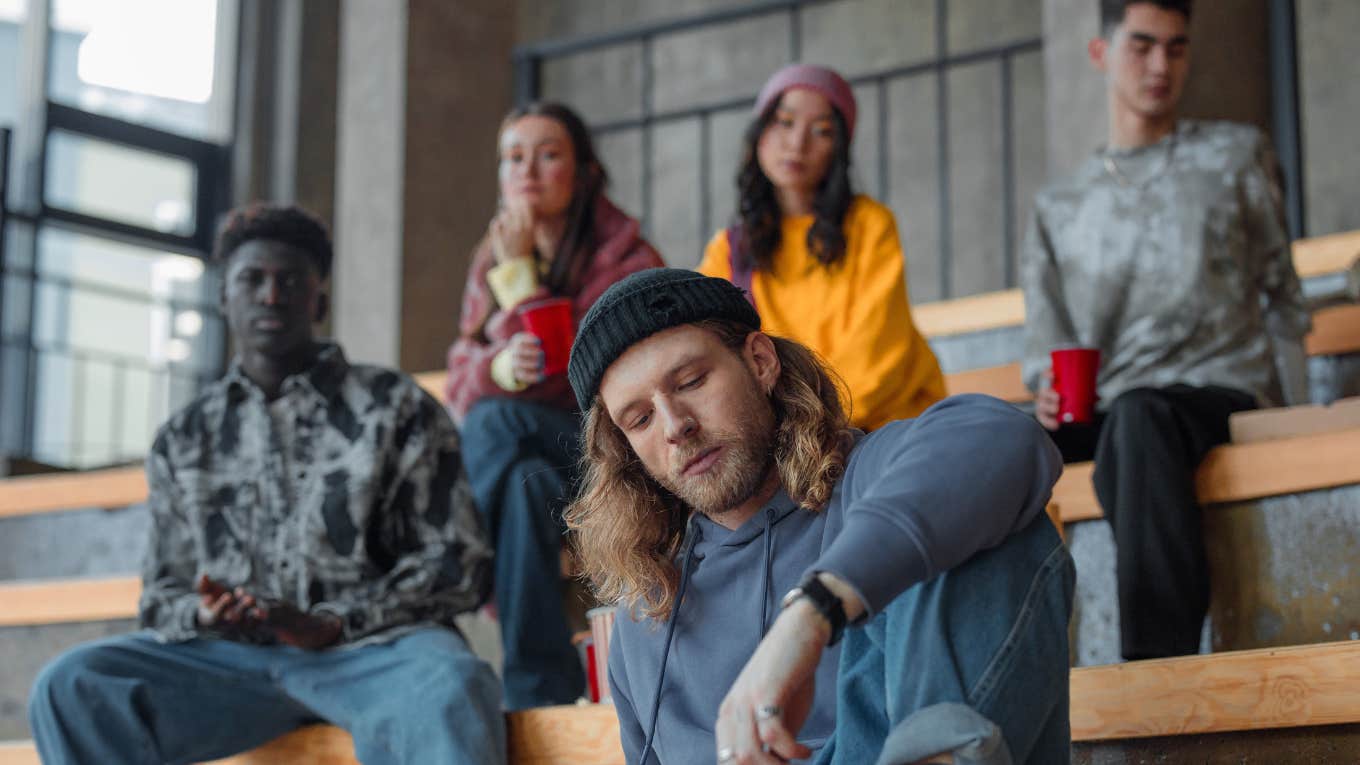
[1040,0,1272,179]
[333,0,515,371]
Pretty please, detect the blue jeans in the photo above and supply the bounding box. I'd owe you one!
[27,627,505,765]
[818,513,1075,765]
[461,397,585,709]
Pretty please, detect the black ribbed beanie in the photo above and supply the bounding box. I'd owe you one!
[568,268,760,410]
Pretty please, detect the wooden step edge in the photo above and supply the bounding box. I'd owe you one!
[0,575,141,627]
[0,704,627,765]
[0,466,146,519]
[1070,640,1360,741]
[6,642,1360,760]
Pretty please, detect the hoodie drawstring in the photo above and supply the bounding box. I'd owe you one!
[759,507,776,638]
[642,515,702,763]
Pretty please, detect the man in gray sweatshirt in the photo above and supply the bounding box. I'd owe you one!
[565,268,1074,765]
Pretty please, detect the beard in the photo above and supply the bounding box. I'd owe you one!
[652,385,776,517]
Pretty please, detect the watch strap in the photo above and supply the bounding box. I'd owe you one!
[782,573,847,646]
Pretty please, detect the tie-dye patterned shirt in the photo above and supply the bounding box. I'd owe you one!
[138,343,491,646]
[1022,120,1310,407]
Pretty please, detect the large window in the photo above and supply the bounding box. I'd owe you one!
[1,0,235,469]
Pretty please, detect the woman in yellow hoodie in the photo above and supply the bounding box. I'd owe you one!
[698,64,944,430]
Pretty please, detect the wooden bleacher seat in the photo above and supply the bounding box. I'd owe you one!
[4,641,1359,763]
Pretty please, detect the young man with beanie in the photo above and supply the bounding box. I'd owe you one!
[28,204,505,765]
[1022,0,1309,660]
[565,268,1074,764]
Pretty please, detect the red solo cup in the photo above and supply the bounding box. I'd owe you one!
[517,297,575,376]
[1050,347,1100,425]
[584,639,600,703]
[588,605,617,704]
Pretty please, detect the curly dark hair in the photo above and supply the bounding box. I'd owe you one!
[212,203,334,279]
[1100,0,1191,36]
[733,99,854,272]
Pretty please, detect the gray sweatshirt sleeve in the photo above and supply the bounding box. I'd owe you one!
[811,394,1063,618]
[1020,205,1079,393]
[1242,133,1310,404]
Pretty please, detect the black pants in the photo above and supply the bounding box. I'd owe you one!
[1047,384,1257,660]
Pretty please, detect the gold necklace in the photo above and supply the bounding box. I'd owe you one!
[1103,135,1176,188]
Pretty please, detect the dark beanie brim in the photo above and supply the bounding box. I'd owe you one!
[568,268,761,411]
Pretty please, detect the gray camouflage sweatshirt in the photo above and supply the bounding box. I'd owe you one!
[139,343,491,646]
[1021,120,1310,407]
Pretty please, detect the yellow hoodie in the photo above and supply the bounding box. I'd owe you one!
[699,195,945,430]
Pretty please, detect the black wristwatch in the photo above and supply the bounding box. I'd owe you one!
[781,573,848,646]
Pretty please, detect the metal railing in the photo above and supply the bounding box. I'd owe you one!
[512,0,1041,298]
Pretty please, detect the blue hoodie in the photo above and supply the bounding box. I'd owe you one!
[607,395,1063,764]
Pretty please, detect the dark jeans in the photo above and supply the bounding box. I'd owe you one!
[461,397,585,710]
[1047,384,1256,660]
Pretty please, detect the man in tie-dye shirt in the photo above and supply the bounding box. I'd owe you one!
[1021,0,1308,661]
[29,205,506,765]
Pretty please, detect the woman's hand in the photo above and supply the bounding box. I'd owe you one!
[507,332,545,386]
[489,198,535,265]
[1036,368,1061,431]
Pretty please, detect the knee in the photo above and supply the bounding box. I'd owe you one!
[1106,387,1176,429]
[462,397,536,446]
[30,644,107,719]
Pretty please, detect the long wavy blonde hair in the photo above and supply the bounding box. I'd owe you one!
[564,320,853,620]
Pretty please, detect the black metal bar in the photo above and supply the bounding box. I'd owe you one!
[586,39,1042,137]
[512,51,541,107]
[699,111,712,250]
[640,35,654,238]
[935,0,952,298]
[1000,54,1016,288]
[876,78,889,201]
[38,207,204,256]
[1268,0,1306,239]
[46,103,221,165]
[514,0,825,60]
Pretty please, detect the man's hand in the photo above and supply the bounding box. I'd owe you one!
[249,601,343,650]
[714,599,826,764]
[195,575,261,633]
[1036,369,1061,431]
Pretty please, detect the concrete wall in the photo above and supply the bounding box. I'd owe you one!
[520,0,1047,303]
[1297,0,1360,237]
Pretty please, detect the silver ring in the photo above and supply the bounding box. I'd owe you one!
[756,704,782,721]
[717,746,736,763]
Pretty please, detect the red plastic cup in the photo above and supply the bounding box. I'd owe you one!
[1050,347,1101,425]
[517,297,575,376]
[588,605,617,704]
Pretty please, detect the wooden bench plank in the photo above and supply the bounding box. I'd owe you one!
[1070,640,1360,741]
[0,575,141,627]
[913,289,1026,339]
[1292,229,1360,279]
[6,642,1360,761]
[1305,303,1360,357]
[0,466,145,519]
[1196,427,1360,505]
[943,363,1032,403]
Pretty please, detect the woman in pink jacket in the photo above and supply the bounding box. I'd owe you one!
[445,102,662,709]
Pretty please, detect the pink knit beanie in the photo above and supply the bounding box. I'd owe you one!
[752,64,857,140]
